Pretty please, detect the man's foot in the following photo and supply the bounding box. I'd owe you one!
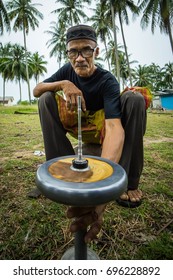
[116,189,142,208]
[27,187,42,198]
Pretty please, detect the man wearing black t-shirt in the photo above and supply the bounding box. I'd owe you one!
[31,25,146,243]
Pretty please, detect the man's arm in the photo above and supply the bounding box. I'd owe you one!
[33,80,86,111]
[33,81,63,97]
[101,118,124,163]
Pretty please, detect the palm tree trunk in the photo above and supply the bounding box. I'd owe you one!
[167,21,173,54]
[118,14,133,87]
[36,74,39,84]
[122,78,125,89]
[3,78,6,105]
[58,59,61,69]
[110,4,120,86]
[70,11,73,26]
[103,38,111,71]
[18,78,22,102]
[23,26,31,103]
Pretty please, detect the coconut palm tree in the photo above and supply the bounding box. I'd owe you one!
[139,0,173,54]
[89,1,112,71]
[45,21,67,68]
[119,52,138,88]
[6,0,44,103]
[132,64,152,87]
[162,62,173,88]
[147,63,162,91]
[1,44,27,102]
[106,40,127,85]
[99,0,133,86]
[106,39,137,87]
[0,42,12,104]
[0,0,10,35]
[52,0,91,26]
[110,1,121,84]
[111,0,139,86]
[29,52,47,85]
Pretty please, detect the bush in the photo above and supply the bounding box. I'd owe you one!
[17,99,38,105]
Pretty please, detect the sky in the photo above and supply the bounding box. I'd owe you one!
[0,0,172,104]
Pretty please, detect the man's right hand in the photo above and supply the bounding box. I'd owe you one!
[61,80,86,111]
[67,204,107,243]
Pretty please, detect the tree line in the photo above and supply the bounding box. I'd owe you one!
[0,0,173,104]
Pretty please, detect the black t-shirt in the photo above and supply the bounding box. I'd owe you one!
[43,63,121,119]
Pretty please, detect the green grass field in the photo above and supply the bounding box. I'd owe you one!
[0,105,173,260]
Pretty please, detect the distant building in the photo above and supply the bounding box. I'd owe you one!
[0,96,14,106]
[152,89,173,110]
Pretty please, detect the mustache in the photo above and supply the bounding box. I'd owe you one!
[75,63,88,67]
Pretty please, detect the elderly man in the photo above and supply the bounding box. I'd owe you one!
[31,25,146,243]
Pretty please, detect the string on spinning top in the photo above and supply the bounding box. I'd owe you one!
[71,96,89,171]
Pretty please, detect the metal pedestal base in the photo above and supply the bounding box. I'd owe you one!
[61,229,99,260]
[61,246,100,260]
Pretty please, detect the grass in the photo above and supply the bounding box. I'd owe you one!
[0,105,173,260]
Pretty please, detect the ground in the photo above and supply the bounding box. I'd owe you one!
[0,106,173,260]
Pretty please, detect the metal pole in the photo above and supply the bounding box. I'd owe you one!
[77,96,83,161]
[74,229,87,260]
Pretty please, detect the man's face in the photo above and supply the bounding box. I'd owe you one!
[67,39,99,77]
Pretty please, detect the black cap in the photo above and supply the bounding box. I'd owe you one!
[66,25,97,44]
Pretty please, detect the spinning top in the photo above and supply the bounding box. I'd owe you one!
[36,155,127,206]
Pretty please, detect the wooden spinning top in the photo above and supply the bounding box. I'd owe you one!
[36,155,127,206]
[48,157,113,183]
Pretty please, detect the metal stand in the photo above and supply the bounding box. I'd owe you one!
[75,230,87,259]
[61,230,99,260]
[36,96,128,260]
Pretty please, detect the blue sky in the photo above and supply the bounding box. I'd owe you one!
[0,0,172,103]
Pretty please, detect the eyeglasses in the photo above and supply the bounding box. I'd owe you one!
[66,47,96,59]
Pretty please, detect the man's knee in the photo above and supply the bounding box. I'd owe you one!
[38,91,55,109]
[121,90,145,108]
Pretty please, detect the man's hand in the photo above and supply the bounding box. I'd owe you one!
[61,80,86,111]
[66,204,107,243]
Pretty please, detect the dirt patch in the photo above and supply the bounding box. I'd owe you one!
[0,150,45,163]
[12,151,35,158]
[0,157,9,164]
[13,150,45,159]
[0,151,34,164]
[144,137,173,145]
